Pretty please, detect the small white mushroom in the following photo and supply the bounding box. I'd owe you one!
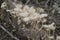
[23,17,30,22]
[43,23,55,30]
[1,2,7,9]
[19,12,29,17]
[40,14,48,18]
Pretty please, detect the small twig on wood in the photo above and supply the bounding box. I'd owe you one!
[9,18,16,28]
[0,25,19,40]
[25,0,30,4]
[45,0,50,7]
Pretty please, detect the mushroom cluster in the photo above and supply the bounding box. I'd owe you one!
[1,1,56,40]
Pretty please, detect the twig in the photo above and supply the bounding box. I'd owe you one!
[45,0,50,7]
[25,0,30,5]
[0,25,19,40]
[9,18,16,28]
